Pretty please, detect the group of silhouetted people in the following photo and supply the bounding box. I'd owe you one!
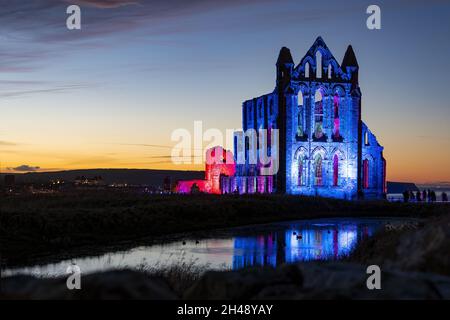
[402,189,448,203]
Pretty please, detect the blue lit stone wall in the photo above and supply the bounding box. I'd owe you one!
[285,83,360,200]
[234,37,386,200]
[362,122,386,199]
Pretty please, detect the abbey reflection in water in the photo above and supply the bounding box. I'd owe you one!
[4,219,382,277]
[232,223,373,269]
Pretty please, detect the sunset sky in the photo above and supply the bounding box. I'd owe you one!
[1,0,449,183]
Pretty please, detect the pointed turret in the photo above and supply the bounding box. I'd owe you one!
[341,45,359,69]
[276,47,294,89]
[276,47,294,66]
[341,45,359,87]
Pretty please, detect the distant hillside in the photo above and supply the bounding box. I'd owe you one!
[0,169,204,187]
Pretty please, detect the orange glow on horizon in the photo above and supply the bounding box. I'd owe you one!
[2,145,450,184]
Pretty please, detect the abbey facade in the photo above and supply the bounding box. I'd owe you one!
[227,37,386,200]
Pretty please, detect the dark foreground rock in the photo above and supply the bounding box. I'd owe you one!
[184,262,450,300]
[2,262,450,300]
[183,264,304,300]
[350,214,450,276]
[1,270,177,300]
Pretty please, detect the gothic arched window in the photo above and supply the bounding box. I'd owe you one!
[363,159,369,189]
[297,91,304,137]
[298,90,304,106]
[333,154,339,186]
[333,93,340,140]
[328,64,332,79]
[314,90,324,140]
[305,62,310,78]
[316,51,322,78]
[297,155,306,186]
[314,154,323,186]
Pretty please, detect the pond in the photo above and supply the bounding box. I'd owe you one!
[2,217,415,277]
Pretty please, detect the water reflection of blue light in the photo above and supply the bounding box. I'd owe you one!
[232,223,371,270]
[232,234,278,269]
[5,218,395,277]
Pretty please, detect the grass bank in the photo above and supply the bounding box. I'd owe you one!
[1,191,448,265]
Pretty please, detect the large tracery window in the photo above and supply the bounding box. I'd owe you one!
[332,93,341,140]
[297,91,304,137]
[297,155,306,186]
[314,154,323,186]
[314,90,324,140]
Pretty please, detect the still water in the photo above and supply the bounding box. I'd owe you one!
[3,217,413,277]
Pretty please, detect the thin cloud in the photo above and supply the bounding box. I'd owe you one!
[1,0,445,77]
[0,141,17,146]
[0,0,281,72]
[112,143,207,151]
[0,49,52,73]
[0,80,48,86]
[8,165,41,172]
[417,135,450,142]
[116,143,173,149]
[0,83,93,99]
[68,0,139,8]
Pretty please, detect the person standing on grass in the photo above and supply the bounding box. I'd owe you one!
[403,190,410,203]
[431,190,437,203]
[416,191,422,202]
[423,190,427,203]
[443,192,448,202]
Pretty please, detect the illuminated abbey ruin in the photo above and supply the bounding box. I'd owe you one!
[179,37,386,200]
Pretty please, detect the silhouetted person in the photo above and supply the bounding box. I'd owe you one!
[403,190,410,203]
[423,190,427,202]
[416,191,422,202]
[190,183,200,194]
[409,191,415,201]
[442,192,448,202]
[431,190,437,203]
